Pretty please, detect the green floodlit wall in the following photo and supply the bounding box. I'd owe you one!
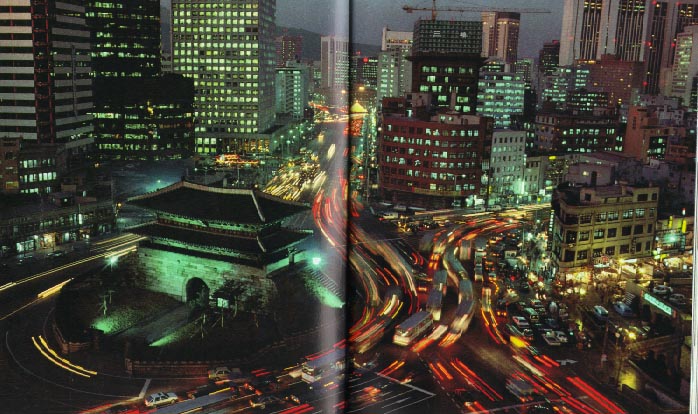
[136,246,278,309]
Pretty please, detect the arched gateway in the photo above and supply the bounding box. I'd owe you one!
[126,181,312,307]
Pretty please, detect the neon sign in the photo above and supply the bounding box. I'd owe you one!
[643,292,672,316]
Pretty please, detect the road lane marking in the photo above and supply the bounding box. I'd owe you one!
[139,378,151,398]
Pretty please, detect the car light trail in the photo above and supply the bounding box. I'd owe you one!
[31,336,95,378]
[567,376,626,414]
[37,278,73,299]
[451,359,503,401]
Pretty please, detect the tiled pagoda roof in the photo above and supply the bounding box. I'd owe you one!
[129,222,309,255]
[127,181,308,224]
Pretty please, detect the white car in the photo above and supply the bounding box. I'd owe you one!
[144,392,178,408]
[669,293,687,306]
[542,330,561,346]
[512,316,529,329]
[208,366,231,381]
[554,331,569,344]
[652,285,672,296]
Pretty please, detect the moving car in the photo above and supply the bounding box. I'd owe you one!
[249,395,280,409]
[208,366,232,381]
[144,392,178,408]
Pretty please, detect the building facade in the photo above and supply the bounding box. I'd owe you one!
[377,29,413,104]
[378,110,492,209]
[481,12,520,64]
[643,0,698,94]
[275,34,302,67]
[275,62,310,119]
[668,25,698,105]
[488,130,526,205]
[534,112,618,153]
[624,106,687,163]
[320,35,349,89]
[551,184,659,287]
[0,0,94,149]
[172,0,276,154]
[477,66,525,128]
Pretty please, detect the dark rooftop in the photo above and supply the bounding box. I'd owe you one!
[127,181,308,224]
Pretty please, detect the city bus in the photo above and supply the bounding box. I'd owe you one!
[301,348,345,384]
[393,311,434,346]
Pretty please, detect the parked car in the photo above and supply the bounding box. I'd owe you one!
[544,318,560,330]
[613,302,634,318]
[668,293,687,306]
[512,316,530,329]
[16,255,33,266]
[541,329,561,346]
[627,326,647,340]
[592,305,608,321]
[652,285,673,296]
[47,251,66,259]
[554,330,569,344]
[144,392,178,408]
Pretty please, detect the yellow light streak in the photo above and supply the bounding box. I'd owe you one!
[38,335,97,376]
[31,336,90,378]
[37,278,73,299]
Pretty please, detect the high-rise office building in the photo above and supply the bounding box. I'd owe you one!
[88,0,192,161]
[559,0,603,66]
[276,34,302,67]
[377,29,413,103]
[0,0,93,147]
[320,35,350,89]
[413,19,482,54]
[87,0,160,79]
[668,25,698,104]
[561,0,647,65]
[350,54,378,87]
[172,0,276,154]
[382,28,413,52]
[597,0,647,61]
[536,40,560,96]
[560,0,698,94]
[410,20,484,113]
[276,62,309,119]
[477,63,525,128]
[482,12,520,64]
[644,0,698,94]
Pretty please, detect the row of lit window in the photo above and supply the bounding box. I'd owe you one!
[175,42,258,49]
[174,10,258,17]
[561,242,652,263]
[174,3,258,10]
[19,172,56,183]
[385,156,477,165]
[173,18,258,25]
[196,109,259,117]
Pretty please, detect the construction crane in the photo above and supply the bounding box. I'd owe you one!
[403,0,550,21]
